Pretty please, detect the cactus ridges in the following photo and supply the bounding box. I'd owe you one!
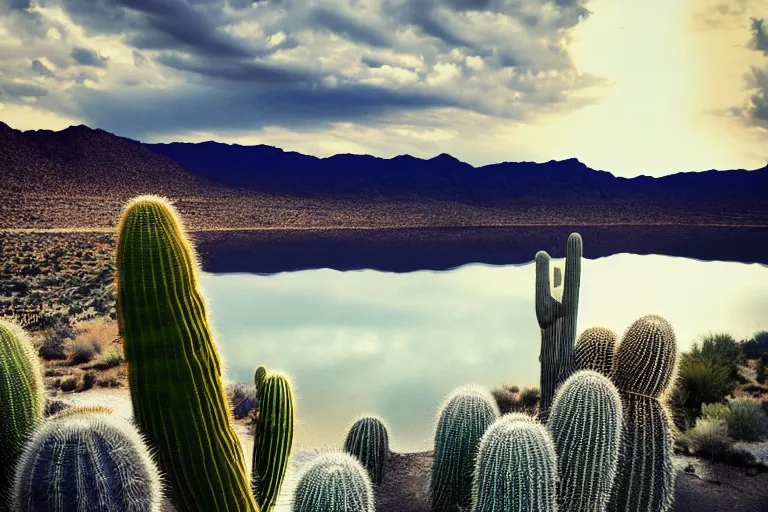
[608,314,678,512]
[430,385,500,512]
[575,327,617,378]
[255,365,269,392]
[343,415,390,485]
[12,410,162,512]
[548,371,622,512]
[472,413,558,512]
[535,233,582,421]
[613,315,677,398]
[252,371,295,512]
[115,195,257,512]
[292,452,375,512]
[0,320,44,510]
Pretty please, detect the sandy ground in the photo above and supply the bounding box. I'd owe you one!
[63,389,768,512]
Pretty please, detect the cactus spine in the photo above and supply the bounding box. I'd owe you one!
[292,452,375,512]
[536,233,582,421]
[608,314,678,512]
[430,385,500,512]
[343,415,389,485]
[574,327,617,378]
[549,371,622,512]
[12,408,162,512]
[252,369,295,512]
[0,320,43,510]
[115,195,257,512]
[472,413,558,512]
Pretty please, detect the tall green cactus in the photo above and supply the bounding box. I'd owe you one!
[574,327,617,378]
[549,370,622,512]
[0,320,43,510]
[115,195,257,512]
[12,408,162,512]
[536,232,582,421]
[252,370,295,512]
[472,413,558,512]
[292,452,375,512]
[608,314,678,512]
[430,385,500,512]
[343,415,390,485]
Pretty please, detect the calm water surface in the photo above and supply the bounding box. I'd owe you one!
[198,254,768,452]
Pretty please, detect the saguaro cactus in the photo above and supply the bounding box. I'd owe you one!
[535,233,582,421]
[548,371,622,512]
[292,452,375,512]
[116,195,257,512]
[343,415,390,485]
[574,327,617,378]
[0,320,43,510]
[12,408,162,512]
[472,413,558,512]
[608,314,678,512]
[252,370,295,512]
[430,385,500,512]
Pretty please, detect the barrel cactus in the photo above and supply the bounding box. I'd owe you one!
[549,371,622,512]
[343,415,390,485]
[472,413,558,512]
[574,327,617,378]
[0,320,44,510]
[535,232,582,421]
[252,370,295,512]
[430,385,500,512]
[608,314,678,512]
[116,195,257,512]
[292,452,374,512]
[12,408,162,512]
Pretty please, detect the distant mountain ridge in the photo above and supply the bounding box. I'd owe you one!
[147,140,768,203]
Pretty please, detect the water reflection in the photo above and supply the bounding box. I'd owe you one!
[199,254,768,452]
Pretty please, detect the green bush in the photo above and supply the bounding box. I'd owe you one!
[674,356,735,411]
[690,333,741,379]
[683,418,732,458]
[701,403,730,422]
[727,398,768,441]
[756,353,768,384]
[742,331,768,359]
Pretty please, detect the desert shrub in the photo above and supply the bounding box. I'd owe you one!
[690,333,741,379]
[227,382,257,419]
[727,397,768,441]
[81,371,97,391]
[92,348,125,370]
[742,331,768,359]
[683,419,732,458]
[59,375,79,392]
[37,319,75,360]
[674,356,735,411]
[72,318,115,352]
[519,387,541,408]
[701,402,731,422]
[756,353,768,384]
[44,398,72,417]
[69,339,100,365]
[490,385,518,414]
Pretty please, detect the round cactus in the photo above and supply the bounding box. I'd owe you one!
[472,413,558,512]
[608,314,678,512]
[12,408,162,512]
[0,320,44,509]
[430,385,500,512]
[574,327,617,378]
[292,452,375,512]
[343,415,390,485]
[549,371,622,512]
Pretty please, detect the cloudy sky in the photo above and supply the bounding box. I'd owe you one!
[1,0,767,177]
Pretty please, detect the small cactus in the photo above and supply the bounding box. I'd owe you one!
[574,327,617,378]
[343,415,390,485]
[535,233,582,421]
[252,370,295,512]
[472,413,558,512]
[430,385,500,512]
[255,365,269,392]
[608,314,678,512]
[0,320,44,510]
[12,408,162,512]
[549,371,622,512]
[292,452,375,512]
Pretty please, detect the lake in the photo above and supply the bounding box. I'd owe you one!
[199,253,768,453]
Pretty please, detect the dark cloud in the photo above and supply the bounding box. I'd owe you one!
[157,53,313,83]
[310,7,393,48]
[750,17,768,56]
[9,0,32,9]
[0,79,47,101]
[745,67,768,125]
[71,46,109,68]
[31,59,56,77]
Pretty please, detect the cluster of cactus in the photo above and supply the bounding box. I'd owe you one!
[252,366,295,511]
[430,385,501,511]
[343,415,390,485]
[12,407,162,512]
[292,452,375,512]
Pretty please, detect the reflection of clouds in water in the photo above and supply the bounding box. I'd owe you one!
[200,255,768,451]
